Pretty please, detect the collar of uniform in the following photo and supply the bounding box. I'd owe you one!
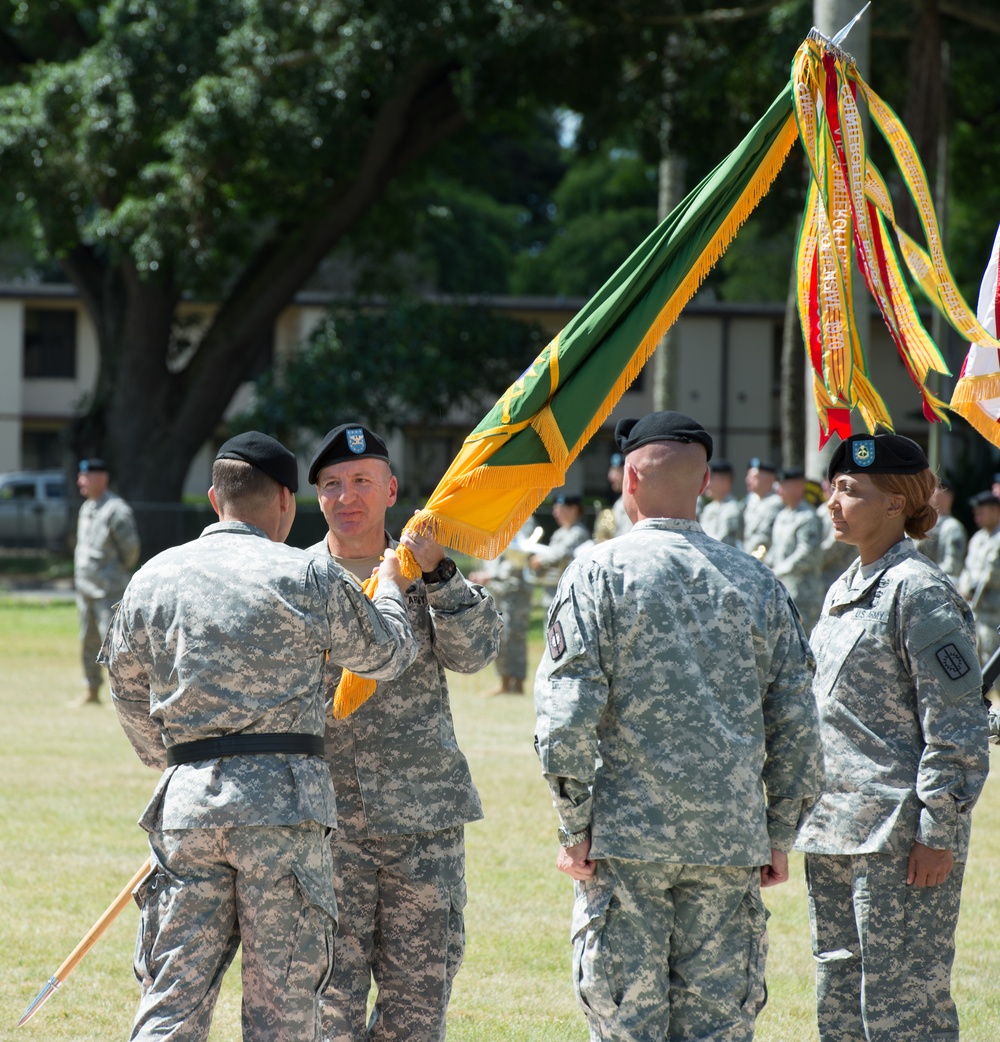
[199,520,271,540]
[631,517,701,533]
[830,537,914,605]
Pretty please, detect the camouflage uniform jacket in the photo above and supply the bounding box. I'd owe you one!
[534,517,823,866]
[742,491,782,555]
[767,501,823,580]
[915,514,967,583]
[103,521,417,833]
[534,521,591,569]
[308,536,501,838]
[699,495,744,548]
[796,539,989,861]
[74,490,140,598]
[958,526,1000,615]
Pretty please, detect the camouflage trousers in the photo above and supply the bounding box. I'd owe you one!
[493,582,532,681]
[131,823,337,1042]
[804,852,965,1042]
[321,824,466,1042]
[571,859,768,1042]
[76,590,120,688]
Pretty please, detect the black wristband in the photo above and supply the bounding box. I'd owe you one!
[421,556,457,585]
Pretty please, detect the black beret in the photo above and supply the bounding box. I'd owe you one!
[308,423,390,485]
[779,466,805,481]
[609,452,624,468]
[992,473,1000,484]
[615,411,713,461]
[555,493,582,506]
[216,431,298,493]
[709,458,733,474]
[78,458,108,473]
[970,490,1000,508]
[747,457,777,473]
[826,433,929,483]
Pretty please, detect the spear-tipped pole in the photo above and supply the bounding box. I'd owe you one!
[808,2,873,61]
[18,858,152,1027]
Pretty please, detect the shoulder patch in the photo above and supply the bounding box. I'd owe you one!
[936,643,971,680]
[547,620,567,661]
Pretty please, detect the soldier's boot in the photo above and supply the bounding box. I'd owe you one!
[72,684,101,707]
[490,675,515,696]
[510,677,524,694]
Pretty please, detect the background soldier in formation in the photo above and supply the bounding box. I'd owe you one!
[101,432,418,1042]
[528,492,591,602]
[534,410,822,1042]
[742,457,782,556]
[958,490,1000,664]
[915,479,967,584]
[308,423,501,1042]
[698,458,743,547]
[767,466,825,633]
[73,457,140,705]
[797,433,989,1042]
[470,516,537,695]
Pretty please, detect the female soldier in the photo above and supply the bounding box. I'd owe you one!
[795,432,990,1042]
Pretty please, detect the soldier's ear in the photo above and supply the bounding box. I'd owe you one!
[885,493,905,518]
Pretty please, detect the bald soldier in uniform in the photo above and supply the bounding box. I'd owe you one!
[101,433,418,1042]
[307,423,501,1042]
[534,410,822,1042]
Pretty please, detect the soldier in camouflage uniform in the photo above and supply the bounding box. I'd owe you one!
[529,493,592,602]
[766,466,825,633]
[914,480,966,583]
[698,458,744,548]
[797,432,989,1042]
[742,457,782,556]
[307,423,501,1042]
[534,410,822,1042]
[470,516,536,694]
[100,432,418,1042]
[957,490,1000,664]
[73,457,140,704]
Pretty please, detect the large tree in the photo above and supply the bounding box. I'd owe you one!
[0,0,635,501]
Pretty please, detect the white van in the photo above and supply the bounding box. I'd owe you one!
[0,471,69,549]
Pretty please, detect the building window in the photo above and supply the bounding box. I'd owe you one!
[23,308,77,378]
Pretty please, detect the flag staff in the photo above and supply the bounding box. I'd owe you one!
[18,858,152,1027]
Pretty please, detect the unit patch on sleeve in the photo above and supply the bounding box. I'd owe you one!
[547,620,567,661]
[936,643,971,680]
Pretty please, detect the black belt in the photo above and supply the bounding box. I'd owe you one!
[166,733,325,766]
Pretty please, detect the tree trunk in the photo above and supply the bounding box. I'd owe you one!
[63,60,467,514]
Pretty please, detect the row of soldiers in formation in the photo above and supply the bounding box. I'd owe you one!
[698,457,1000,666]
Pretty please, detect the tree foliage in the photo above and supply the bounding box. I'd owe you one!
[235,300,546,447]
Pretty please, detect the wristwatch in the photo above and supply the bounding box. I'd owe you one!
[558,826,591,848]
[421,556,457,585]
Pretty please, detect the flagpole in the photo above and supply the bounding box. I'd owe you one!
[18,858,151,1027]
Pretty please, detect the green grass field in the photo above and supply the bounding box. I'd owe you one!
[2,594,999,1041]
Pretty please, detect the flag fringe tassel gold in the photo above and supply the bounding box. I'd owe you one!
[335,110,799,715]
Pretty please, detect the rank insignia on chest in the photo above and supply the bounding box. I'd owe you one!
[547,620,567,661]
[852,439,875,467]
[936,643,970,680]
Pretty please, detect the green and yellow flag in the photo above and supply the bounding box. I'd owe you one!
[404,92,798,562]
[334,30,998,716]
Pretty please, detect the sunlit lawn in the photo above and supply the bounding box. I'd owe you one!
[1,593,999,1041]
